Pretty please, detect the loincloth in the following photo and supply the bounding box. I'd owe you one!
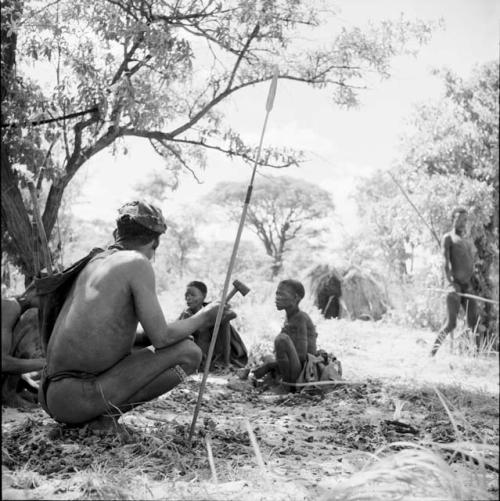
[39,368,98,419]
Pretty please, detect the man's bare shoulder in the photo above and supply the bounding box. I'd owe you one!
[95,250,153,277]
[289,310,309,325]
[108,249,150,264]
[442,232,454,246]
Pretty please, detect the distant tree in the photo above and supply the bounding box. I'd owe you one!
[354,167,492,274]
[1,0,437,280]
[190,239,274,293]
[131,173,201,279]
[207,176,334,276]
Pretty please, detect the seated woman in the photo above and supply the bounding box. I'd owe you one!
[2,285,45,408]
[179,281,248,371]
[252,279,318,393]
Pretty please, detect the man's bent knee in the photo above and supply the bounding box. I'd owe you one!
[175,340,202,374]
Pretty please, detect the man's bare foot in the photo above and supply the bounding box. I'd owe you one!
[87,415,136,440]
[87,414,118,432]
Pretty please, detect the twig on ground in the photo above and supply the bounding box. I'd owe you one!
[243,419,267,474]
[205,434,218,483]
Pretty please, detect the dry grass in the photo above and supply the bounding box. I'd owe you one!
[320,444,490,501]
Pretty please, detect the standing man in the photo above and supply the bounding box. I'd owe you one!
[430,207,480,356]
[38,201,234,429]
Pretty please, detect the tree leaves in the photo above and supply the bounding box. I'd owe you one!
[206,176,334,275]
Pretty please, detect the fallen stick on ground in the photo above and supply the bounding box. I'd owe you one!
[243,419,266,474]
[284,379,360,388]
[205,434,218,483]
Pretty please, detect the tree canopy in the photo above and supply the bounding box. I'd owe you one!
[1,0,436,279]
[207,176,334,276]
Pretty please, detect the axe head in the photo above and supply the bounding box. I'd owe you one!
[232,279,250,297]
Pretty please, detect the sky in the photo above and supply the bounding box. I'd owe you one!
[71,0,500,240]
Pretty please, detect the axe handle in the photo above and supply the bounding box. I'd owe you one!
[225,287,238,303]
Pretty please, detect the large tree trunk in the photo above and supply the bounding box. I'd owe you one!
[0,0,36,281]
[0,151,36,280]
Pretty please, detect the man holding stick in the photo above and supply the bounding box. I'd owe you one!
[430,206,481,356]
[39,201,234,430]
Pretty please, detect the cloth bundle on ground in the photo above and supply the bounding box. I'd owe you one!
[294,350,343,388]
[34,247,104,355]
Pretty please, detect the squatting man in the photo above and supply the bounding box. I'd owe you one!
[39,201,235,429]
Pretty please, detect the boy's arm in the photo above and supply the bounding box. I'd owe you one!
[307,316,318,355]
[442,234,453,283]
[293,314,309,364]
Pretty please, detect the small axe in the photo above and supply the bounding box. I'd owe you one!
[188,279,251,442]
[225,279,250,303]
[221,280,250,366]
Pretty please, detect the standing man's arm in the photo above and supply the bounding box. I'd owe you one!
[442,234,453,284]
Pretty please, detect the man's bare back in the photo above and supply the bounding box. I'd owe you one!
[47,250,147,377]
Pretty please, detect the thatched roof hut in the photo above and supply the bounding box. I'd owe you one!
[307,264,390,321]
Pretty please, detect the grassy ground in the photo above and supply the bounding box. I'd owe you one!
[2,305,499,500]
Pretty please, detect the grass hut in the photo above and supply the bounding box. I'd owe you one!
[307,264,390,321]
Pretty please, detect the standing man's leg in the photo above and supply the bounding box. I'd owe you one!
[464,295,481,352]
[431,289,460,356]
[274,333,302,386]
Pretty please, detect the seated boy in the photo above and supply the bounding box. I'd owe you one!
[252,279,317,392]
[178,281,212,364]
[179,281,248,370]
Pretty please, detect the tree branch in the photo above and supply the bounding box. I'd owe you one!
[226,23,260,91]
[152,139,203,183]
[1,107,99,128]
[120,130,297,168]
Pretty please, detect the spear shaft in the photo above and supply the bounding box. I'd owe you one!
[188,68,279,443]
